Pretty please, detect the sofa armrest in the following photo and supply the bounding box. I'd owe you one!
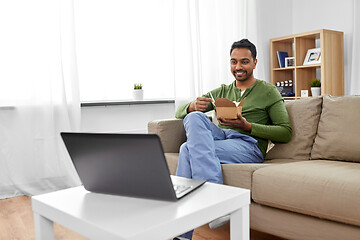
[148,118,186,153]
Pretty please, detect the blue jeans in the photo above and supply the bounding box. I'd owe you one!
[175,112,263,239]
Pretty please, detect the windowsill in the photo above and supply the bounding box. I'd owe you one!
[81,99,175,107]
[0,106,15,110]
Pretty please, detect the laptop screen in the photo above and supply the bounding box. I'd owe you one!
[61,133,178,200]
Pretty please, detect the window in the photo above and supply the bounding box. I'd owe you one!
[74,0,174,101]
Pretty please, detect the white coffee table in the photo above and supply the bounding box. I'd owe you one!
[32,182,250,240]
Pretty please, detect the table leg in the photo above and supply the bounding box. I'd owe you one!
[230,205,249,240]
[33,213,54,240]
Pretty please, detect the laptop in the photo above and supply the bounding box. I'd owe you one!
[61,132,205,201]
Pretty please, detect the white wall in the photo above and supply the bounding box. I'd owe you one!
[250,0,294,82]
[292,0,354,95]
[81,103,175,133]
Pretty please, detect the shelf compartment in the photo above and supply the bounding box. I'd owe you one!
[295,68,317,97]
[271,39,294,69]
[272,69,294,83]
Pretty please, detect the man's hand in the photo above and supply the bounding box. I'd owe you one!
[218,113,252,132]
[188,97,214,113]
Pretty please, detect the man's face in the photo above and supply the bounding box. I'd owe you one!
[230,48,257,82]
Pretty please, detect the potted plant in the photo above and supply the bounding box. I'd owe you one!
[133,83,143,100]
[310,79,321,97]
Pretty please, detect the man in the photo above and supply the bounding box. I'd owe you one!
[173,39,292,240]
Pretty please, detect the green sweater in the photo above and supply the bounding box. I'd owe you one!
[175,80,292,158]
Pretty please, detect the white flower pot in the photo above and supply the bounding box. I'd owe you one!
[311,87,321,97]
[133,89,143,100]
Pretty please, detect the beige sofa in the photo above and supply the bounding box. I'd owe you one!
[148,95,360,240]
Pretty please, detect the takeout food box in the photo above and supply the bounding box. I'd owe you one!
[214,98,246,119]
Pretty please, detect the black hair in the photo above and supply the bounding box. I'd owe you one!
[230,39,257,60]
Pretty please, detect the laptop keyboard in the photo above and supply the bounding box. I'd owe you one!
[173,185,192,195]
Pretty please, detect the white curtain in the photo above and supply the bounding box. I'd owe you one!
[350,0,360,95]
[173,0,263,108]
[0,0,81,199]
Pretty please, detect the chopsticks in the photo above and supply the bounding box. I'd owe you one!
[209,92,216,108]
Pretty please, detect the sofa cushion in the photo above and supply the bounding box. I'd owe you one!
[252,160,360,227]
[222,163,270,190]
[164,152,300,191]
[222,159,303,190]
[311,95,360,162]
[164,153,180,175]
[265,97,322,160]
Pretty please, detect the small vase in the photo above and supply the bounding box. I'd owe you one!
[133,89,143,100]
[311,87,321,97]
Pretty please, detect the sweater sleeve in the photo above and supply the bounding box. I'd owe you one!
[175,92,215,119]
[175,102,191,119]
[250,99,292,143]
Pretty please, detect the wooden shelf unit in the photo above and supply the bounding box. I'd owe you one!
[270,29,344,97]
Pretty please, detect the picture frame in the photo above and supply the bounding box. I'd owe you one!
[285,57,295,67]
[303,48,321,65]
[301,90,309,97]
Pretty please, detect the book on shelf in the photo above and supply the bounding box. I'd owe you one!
[277,51,288,68]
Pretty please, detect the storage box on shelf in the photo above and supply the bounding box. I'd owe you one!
[270,29,344,99]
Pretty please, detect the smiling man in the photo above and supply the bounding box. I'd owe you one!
[173,39,292,240]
